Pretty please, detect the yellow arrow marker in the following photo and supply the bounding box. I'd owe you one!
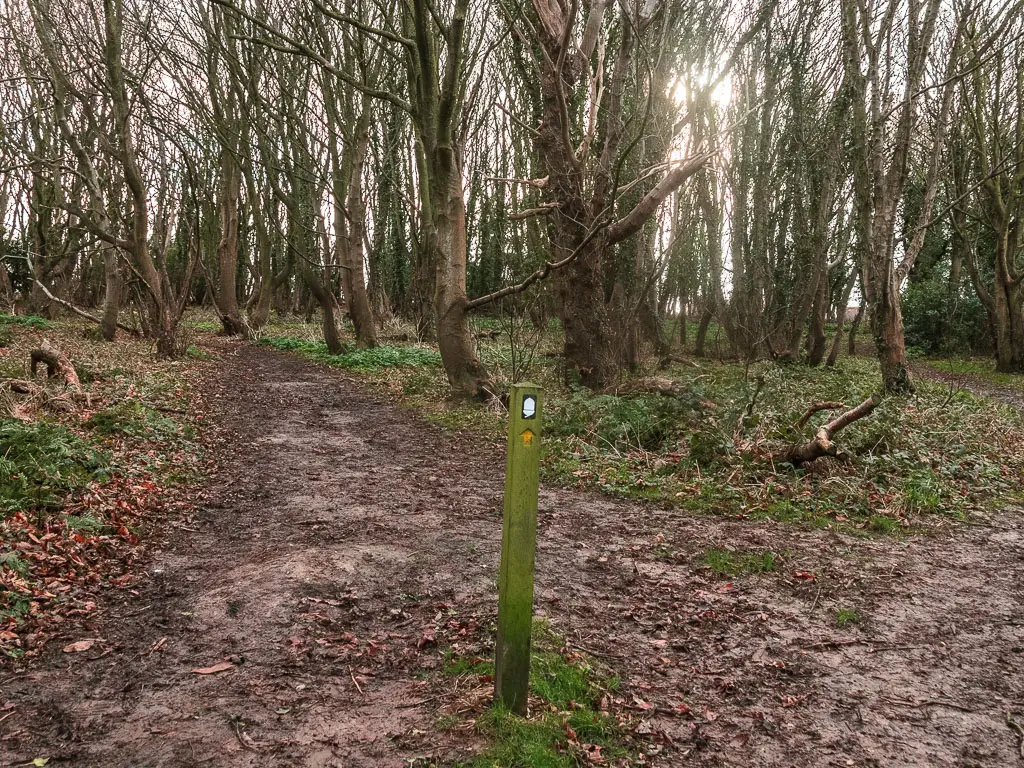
[521,429,535,446]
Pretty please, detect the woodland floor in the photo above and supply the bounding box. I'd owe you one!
[2,338,1024,767]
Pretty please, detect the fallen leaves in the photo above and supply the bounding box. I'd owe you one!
[0,324,204,661]
[61,638,97,653]
[630,695,654,711]
[191,660,235,675]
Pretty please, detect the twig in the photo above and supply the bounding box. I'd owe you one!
[108,604,152,619]
[1007,712,1024,759]
[397,695,440,709]
[232,719,260,752]
[0,710,15,725]
[32,278,139,335]
[883,696,976,714]
[349,666,364,695]
[149,404,187,414]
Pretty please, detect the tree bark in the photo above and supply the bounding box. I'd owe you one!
[778,395,881,466]
[215,150,246,335]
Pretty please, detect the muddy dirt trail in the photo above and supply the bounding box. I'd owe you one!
[3,341,1023,767]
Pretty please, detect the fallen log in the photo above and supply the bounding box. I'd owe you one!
[777,394,881,466]
[793,401,846,430]
[30,341,83,393]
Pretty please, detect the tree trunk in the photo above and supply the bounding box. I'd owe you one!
[430,152,490,397]
[870,285,913,393]
[215,150,245,335]
[826,270,858,367]
[806,273,829,366]
[338,106,377,349]
[98,245,120,341]
[847,302,864,356]
[695,306,713,358]
[559,239,615,387]
[992,257,1024,373]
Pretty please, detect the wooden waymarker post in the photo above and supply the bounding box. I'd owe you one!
[494,382,543,715]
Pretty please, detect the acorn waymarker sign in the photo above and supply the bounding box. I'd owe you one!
[494,383,543,715]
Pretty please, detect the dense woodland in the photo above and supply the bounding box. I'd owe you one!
[1,0,1021,396]
[5,1,1024,763]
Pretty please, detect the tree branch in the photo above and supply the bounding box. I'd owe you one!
[465,219,610,310]
[605,152,713,245]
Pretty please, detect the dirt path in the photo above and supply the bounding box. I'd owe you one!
[911,360,1024,410]
[3,341,1023,767]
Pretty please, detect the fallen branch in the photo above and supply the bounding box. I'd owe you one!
[776,395,881,466]
[465,218,611,310]
[31,341,82,393]
[33,279,139,335]
[0,378,37,395]
[793,401,846,430]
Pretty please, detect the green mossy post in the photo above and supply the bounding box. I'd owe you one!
[494,382,543,715]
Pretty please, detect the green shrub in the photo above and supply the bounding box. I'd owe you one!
[63,513,114,534]
[0,419,109,513]
[548,390,699,451]
[902,273,989,355]
[0,314,53,330]
[835,607,861,628]
[0,551,28,576]
[901,469,942,514]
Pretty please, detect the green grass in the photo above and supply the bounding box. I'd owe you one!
[702,548,777,576]
[0,419,110,513]
[261,336,442,371]
[901,470,942,514]
[835,607,861,628]
[924,357,1024,390]
[0,314,54,347]
[441,622,630,768]
[868,514,903,534]
[186,345,214,360]
[63,513,113,534]
[188,320,222,332]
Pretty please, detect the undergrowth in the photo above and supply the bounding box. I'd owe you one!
[261,335,442,371]
[440,621,631,768]
[702,548,777,576]
[542,358,1024,531]
[0,314,54,330]
[924,357,1024,391]
[0,419,110,513]
[246,320,1024,533]
[1,319,201,660]
[85,400,183,441]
